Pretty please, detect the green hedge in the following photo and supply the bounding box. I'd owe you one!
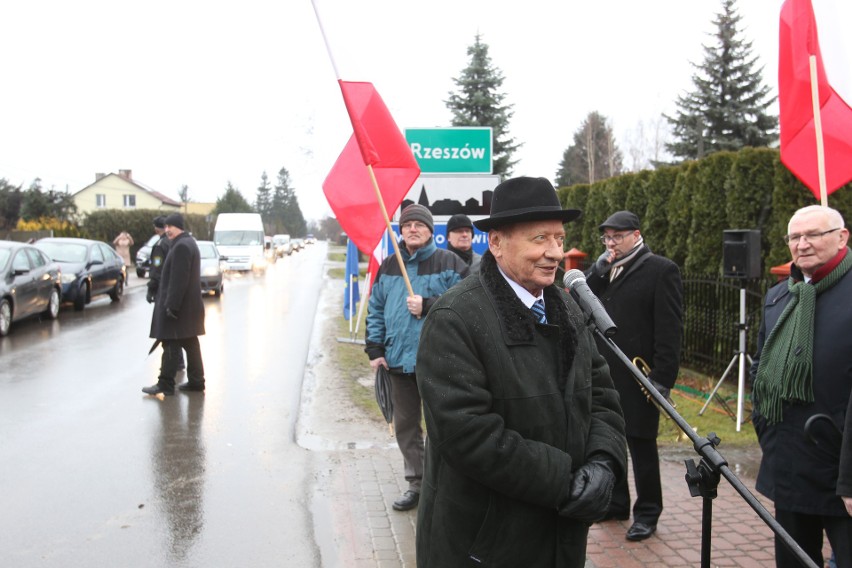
[82,209,214,264]
[557,147,852,277]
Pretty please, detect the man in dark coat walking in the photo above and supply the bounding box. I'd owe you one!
[415,177,627,567]
[585,210,683,542]
[143,213,206,396]
[751,205,852,568]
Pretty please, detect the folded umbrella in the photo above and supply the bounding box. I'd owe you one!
[374,366,394,436]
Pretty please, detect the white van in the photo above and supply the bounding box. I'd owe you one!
[213,213,267,272]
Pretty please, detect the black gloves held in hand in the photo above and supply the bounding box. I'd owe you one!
[146,290,156,304]
[166,308,179,320]
[591,251,612,278]
[561,460,616,524]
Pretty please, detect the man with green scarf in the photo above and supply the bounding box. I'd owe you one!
[751,205,852,568]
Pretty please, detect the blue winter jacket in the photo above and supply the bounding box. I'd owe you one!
[365,238,468,373]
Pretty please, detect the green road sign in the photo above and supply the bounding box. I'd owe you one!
[405,127,492,174]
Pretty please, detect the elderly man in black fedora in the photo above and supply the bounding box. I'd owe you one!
[415,177,627,567]
[585,210,683,542]
[143,213,206,396]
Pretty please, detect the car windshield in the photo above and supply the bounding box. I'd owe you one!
[37,242,88,263]
[198,243,218,259]
[0,249,10,269]
[214,230,263,246]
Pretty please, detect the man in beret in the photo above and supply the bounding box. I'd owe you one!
[143,213,206,396]
[415,177,626,567]
[445,213,481,274]
[585,210,683,542]
[365,203,469,512]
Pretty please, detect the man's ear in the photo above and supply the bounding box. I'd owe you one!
[488,230,502,259]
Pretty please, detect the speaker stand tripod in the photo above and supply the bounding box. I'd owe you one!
[699,287,753,432]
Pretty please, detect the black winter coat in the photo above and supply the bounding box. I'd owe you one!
[149,232,205,340]
[586,247,683,439]
[416,251,627,568]
[751,260,852,516]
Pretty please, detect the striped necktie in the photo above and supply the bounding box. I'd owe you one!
[531,299,547,324]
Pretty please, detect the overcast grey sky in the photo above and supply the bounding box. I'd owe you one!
[1,0,849,221]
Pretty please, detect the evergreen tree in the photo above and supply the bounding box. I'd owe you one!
[555,111,624,186]
[665,0,777,160]
[446,34,519,178]
[272,167,306,236]
[19,179,77,222]
[212,182,254,215]
[0,178,23,229]
[255,172,272,221]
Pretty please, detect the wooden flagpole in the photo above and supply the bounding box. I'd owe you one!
[808,55,829,206]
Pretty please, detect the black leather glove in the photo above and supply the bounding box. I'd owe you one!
[166,308,179,320]
[561,461,616,524]
[591,251,613,278]
[652,381,671,401]
[146,289,156,304]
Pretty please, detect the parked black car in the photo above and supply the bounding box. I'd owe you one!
[0,240,62,336]
[35,238,126,311]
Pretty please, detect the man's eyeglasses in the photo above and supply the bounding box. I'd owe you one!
[782,227,841,245]
[599,232,630,244]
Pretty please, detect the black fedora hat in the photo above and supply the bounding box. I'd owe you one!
[473,177,581,231]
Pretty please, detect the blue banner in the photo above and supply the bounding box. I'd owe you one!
[344,240,361,320]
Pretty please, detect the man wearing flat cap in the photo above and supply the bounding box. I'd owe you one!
[585,210,683,542]
[415,177,627,567]
[445,213,481,274]
[365,203,469,512]
[143,213,207,396]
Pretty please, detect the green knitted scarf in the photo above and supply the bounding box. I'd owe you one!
[754,250,852,424]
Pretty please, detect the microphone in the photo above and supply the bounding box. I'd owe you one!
[563,269,618,338]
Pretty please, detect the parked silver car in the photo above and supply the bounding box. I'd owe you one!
[197,240,225,297]
[0,240,62,336]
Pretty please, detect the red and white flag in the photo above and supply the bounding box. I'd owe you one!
[779,0,852,198]
[322,81,420,266]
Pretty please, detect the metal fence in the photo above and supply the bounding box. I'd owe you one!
[680,274,778,376]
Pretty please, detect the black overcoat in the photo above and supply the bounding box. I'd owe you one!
[416,252,626,568]
[751,260,852,516]
[149,232,205,340]
[586,247,683,439]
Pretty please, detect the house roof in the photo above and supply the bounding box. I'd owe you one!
[74,171,181,207]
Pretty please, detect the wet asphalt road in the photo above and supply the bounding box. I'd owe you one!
[0,243,332,567]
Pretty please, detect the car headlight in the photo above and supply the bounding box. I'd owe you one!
[201,265,219,277]
[61,272,78,284]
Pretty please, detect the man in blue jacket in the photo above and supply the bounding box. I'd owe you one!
[365,204,468,512]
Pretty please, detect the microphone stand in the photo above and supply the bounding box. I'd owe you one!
[590,325,818,568]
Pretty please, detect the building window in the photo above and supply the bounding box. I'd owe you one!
[96,194,106,208]
[123,194,136,208]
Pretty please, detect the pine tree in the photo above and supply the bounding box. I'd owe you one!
[555,111,624,186]
[213,182,254,215]
[446,34,519,178]
[272,167,306,236]
[665,0,777,160]
[255,172,273,221]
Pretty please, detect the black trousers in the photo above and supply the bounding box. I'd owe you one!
[158,337,205,389]
[609,435,663,525]
[774,508,852,568]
